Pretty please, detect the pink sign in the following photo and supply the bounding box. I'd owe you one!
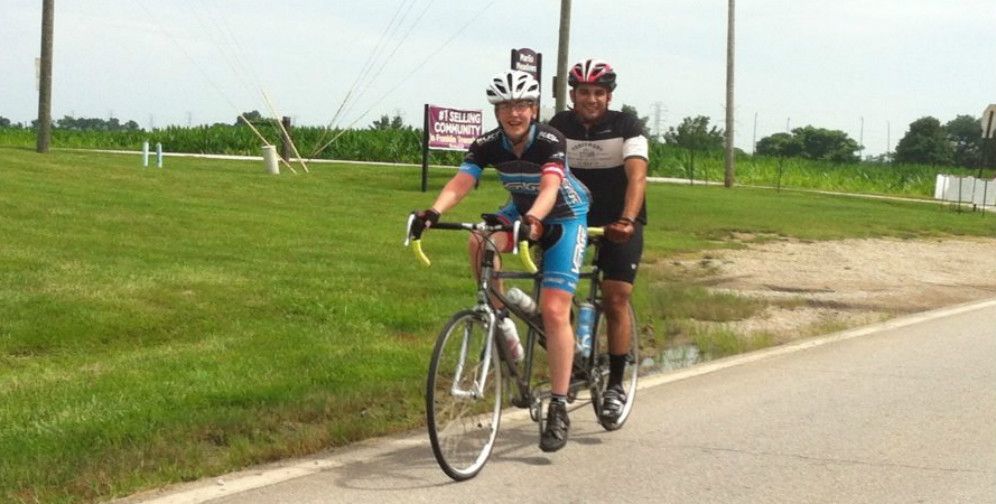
[427,105,484,151]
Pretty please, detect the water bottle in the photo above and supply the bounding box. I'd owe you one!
[575,302,595,358]
[505,287,538,317]
[497,316,524,362]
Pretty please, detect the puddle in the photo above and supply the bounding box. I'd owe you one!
[642,344,703,372]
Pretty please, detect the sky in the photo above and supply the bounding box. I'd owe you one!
[2,0,995,157]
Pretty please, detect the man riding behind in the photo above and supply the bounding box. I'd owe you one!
[548,58,648,424]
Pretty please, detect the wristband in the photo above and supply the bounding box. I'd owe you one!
[618,217,635,225]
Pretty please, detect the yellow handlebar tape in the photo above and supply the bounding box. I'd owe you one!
[518,240,539,274]
[412,240,431,267]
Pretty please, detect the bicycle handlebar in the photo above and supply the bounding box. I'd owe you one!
[404,214,539,272]
[404,212,605,274]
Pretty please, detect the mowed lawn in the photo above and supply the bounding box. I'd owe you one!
[2,147,994,503]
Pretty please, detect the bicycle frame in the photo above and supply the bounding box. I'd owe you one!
[487,234,609,410]
[406,217,607,411]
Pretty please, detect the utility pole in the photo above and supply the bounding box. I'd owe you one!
[36,0,54,153]
[723,0,735,187]
[555,0,571,113]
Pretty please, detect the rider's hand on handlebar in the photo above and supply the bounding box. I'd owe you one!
[522,214,544,242]
[411,209,440,238]
[605,217,635,244]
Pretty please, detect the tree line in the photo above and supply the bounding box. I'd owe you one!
[0,115,141,132]
[4,109,993,172]
[687,114,994,169]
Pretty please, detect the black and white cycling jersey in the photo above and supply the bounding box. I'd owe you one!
[548,110,648,226]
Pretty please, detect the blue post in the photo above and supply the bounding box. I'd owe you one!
[156,143,163,168]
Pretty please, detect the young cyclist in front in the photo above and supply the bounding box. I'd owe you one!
[411,70,591,452]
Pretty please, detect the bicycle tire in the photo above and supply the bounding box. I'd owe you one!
[590,304,639,431]
[426,310,503,481]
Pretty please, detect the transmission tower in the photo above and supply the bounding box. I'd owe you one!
[651,101,665,140]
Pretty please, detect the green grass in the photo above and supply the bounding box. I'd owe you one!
[2,146,995,502]
[692,327,776,359]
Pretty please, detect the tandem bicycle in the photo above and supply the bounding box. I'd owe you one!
[404,214,640,481]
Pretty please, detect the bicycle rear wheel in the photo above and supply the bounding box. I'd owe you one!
[591,304,639,431]
[426,310,502,481]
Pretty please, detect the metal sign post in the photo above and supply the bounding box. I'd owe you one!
[421,104,430,192]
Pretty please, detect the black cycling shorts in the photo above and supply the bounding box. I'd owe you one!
[596,222,644,284]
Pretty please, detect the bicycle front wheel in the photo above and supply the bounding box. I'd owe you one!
[426,310,503,481]
[591,304,639,431]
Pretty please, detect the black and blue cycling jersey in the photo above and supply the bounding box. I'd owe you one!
[458,123,591,224]
[459,122,591,293]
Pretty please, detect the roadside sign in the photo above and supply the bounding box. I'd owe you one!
[420,104,483,191]
[511,48,540,79]
[511,48,542,110]
[425,105,483,151]
[982,104,996,139]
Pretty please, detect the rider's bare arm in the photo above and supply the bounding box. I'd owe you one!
[429,171,477,214]
[620,152,647,222]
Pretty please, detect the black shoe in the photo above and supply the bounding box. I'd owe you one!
[539,401,570,452]
[600,385,627,424]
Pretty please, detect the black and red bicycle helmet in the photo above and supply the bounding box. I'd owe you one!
[567,58,617,91]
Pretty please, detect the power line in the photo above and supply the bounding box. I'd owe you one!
[310,0,497,158]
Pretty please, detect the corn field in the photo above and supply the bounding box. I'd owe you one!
[0,124,464,165]
[1,125,989,197]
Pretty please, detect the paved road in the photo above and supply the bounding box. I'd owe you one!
[124,299,996,504]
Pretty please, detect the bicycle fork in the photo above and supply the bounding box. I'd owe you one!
[449,309,498,400]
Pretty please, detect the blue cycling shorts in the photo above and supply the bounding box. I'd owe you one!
[497,203,588,294]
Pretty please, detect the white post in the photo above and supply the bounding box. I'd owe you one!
[156,142,163,168]
[142,141,150,168]
[262,145,279,175]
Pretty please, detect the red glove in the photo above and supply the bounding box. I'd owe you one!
[605,217,635,244]
[522,214,544,242]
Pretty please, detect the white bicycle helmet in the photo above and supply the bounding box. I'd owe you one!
[486,70,540,104]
